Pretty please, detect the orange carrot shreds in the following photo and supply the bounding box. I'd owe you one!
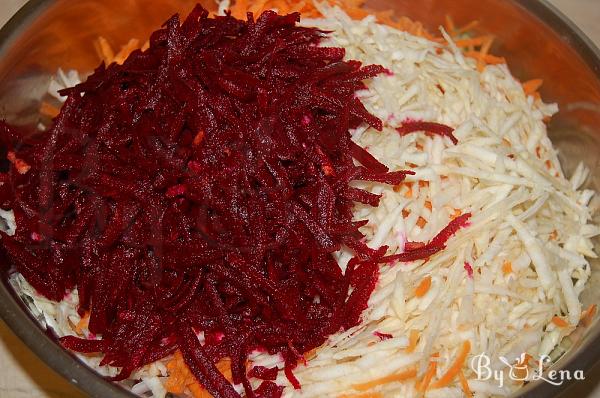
[464,51,506,65]
[552,316,569,328]
[406,329,420,353]
[216,358,233,381]
[40,101,61,119]
[458,370,472,396]
[112,38,141,65]
[229,0,248,19]
[404,183,414,199]
[454,20,481,36]
[188,383,212,398]
[289,0,307,13]
[502,260,513,276]
[415,353,439,392]
[466,35,495,72]
[452,37,488,48]
[535,145,542,158]
[549,230,558,241]
[402,209,411,218]
[416,216,427,228]
[424,200,432,211]
[581,304,597,327]
[165,351,190,394]
[545,159,553,170]
[343,6,370,20]
[352,368,418,392]
[303,348,318,361]
[415,275,432,297]
[444,15,456,35]
[74,311,90,335]
[249,0,268,14]
[94,36,115,65]
[431,340,471,389]
[418,180,429,188]
[486,54,506,65]
[522,79,544,96]
[376,13,435,40]
[339,393,384,398]
[6,151,31,174]
[166,351,234,397]
[450,208,462,220]
[193,130,205,146]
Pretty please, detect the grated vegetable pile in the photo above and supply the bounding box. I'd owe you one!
[3,2,599,398]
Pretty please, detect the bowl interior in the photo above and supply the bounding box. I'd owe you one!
[0,1,600,397]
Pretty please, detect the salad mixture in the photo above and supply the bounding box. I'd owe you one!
[2,1,598,398]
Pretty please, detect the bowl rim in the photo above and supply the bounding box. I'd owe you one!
[0,1,600,398]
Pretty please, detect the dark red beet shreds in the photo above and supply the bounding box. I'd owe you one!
[0,5,468,397]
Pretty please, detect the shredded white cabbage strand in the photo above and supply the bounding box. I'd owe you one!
[6,4,598,398]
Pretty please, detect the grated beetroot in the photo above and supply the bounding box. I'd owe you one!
[0,6,468,397]
[396,120,458,144]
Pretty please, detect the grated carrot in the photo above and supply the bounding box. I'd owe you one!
[40,101,61,119]
[94,36,115,65]
[339,393,384,398]
[404,183,413,198]
[580,304,597,327]
[479,37,494,66]
[344,6,370,20]
[112,38,140,65]
[74,311,90,335]
[416,216,427,228]
[406,329,419,353]
[166,351,232,397]
[249,0,268,14]
[458,370,472,397]
[452,37,487,48]
[352,368,417,392]
[415,275,432,297]
[450,208,462,220]
[464,51,505,65]
[431,340,471,388]
[454,20,480,35]
[444,15,456,35]
[522,79,543,96]
[188,383,212,398]
[229,0,249,19]
[502,260,512,276]
[415,353,439,392]
[165,351,188,394]
[424,200,432,211]
[193,130,206,146]
[7,151,31,174]
[552,316,569,328]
